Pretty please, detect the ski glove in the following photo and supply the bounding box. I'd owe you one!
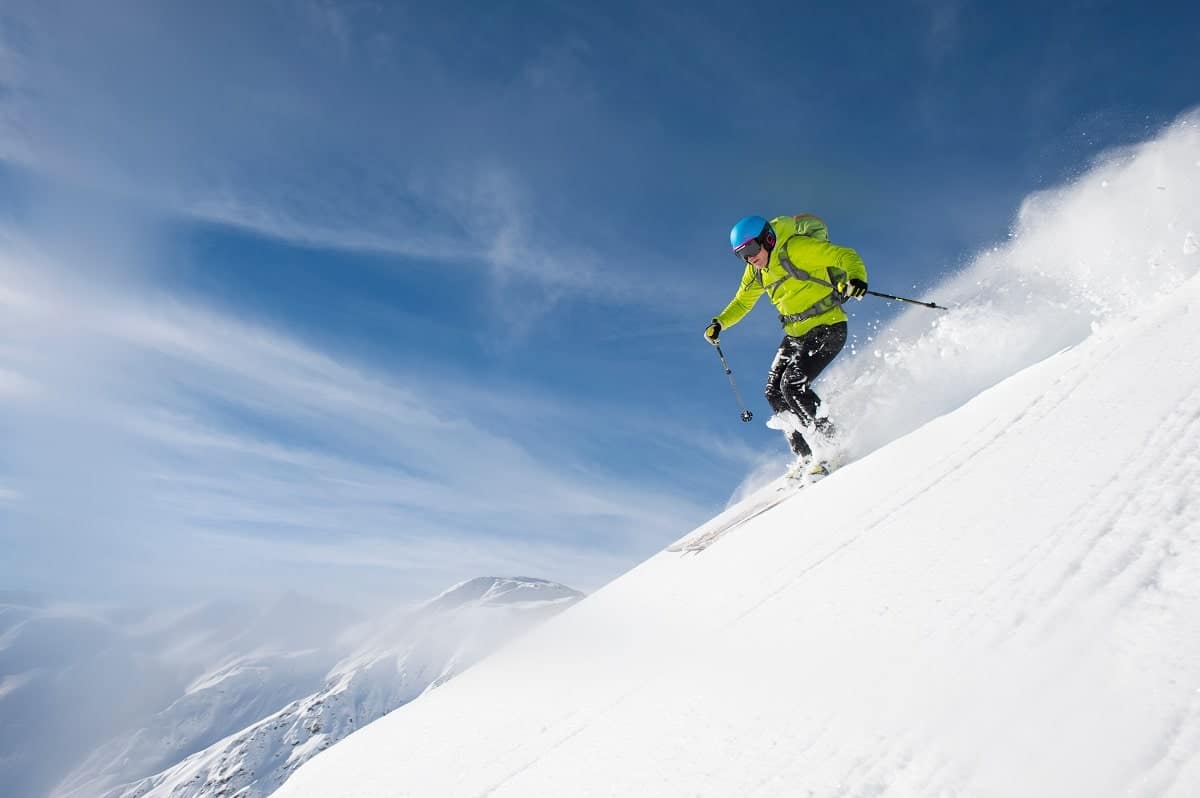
[836,278,868,300]
[703,318,722,345]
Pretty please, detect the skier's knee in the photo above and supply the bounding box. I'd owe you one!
[764,385,788,414]
[780,377,810,408]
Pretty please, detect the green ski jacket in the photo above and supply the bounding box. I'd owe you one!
[715,214,869,339]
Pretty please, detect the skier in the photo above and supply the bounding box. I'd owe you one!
[704,214,868,472]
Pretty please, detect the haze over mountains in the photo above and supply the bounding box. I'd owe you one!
[0,578,582,798]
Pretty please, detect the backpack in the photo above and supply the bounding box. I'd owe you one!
[773,213,829,242]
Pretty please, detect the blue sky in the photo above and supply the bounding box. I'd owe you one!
[2,0,1198,606]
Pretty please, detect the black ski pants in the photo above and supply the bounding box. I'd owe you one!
[764,322,848,457]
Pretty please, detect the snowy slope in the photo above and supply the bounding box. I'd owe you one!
[81,578,582,798]
[274,120,1200,797]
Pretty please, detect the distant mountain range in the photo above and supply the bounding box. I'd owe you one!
[0,577,582,798]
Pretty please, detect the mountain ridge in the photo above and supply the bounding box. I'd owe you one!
[53,576,583,798]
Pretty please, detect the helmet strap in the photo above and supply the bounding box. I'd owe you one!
[762,226,777,252]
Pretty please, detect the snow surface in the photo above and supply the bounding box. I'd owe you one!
[274,116,1200,796]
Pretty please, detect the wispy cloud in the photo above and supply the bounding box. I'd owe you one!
[0,2,652,312]
[0,0,743,606]
[0,228,710,602]
[921,0,964,67]
[297,0,354,55]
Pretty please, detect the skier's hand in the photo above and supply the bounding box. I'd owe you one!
[703,319,722,345]
[836,278,868,300]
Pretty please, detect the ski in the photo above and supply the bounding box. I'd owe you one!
[665,489,791,554]
[667,457,842,555]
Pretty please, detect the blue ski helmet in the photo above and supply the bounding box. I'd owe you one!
[729,215,775,254]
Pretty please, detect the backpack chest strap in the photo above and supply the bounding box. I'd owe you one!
[772,237,846,327]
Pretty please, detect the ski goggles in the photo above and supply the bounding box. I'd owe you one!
[733,237,765,261]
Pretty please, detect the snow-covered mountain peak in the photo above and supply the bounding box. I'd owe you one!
[423,576,584,612]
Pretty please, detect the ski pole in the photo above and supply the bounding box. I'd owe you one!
[814,269,950,311]
[713,344,754,423]
[866,290,949,310]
